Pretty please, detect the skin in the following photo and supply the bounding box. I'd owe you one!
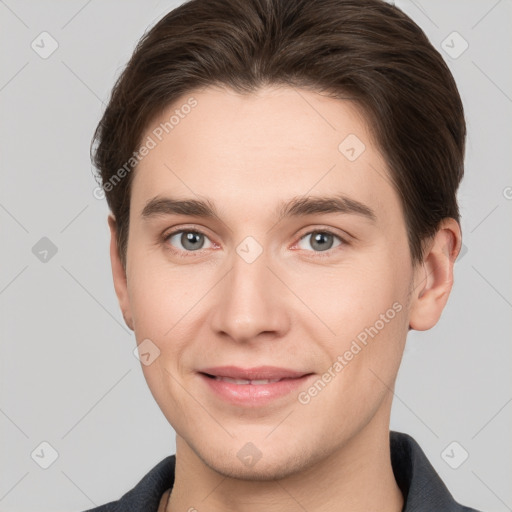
[108,85,461,512]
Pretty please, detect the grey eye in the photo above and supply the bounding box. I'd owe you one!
[298,231,342,252]
[168,231,212,251]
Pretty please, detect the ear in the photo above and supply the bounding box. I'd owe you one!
[408,218,462,331]
[108,215,134,331]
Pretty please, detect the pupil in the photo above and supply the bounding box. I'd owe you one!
[312,232,332,251]
[183,232,203,250]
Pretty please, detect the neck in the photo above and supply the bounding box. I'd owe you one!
[167,410,403,512]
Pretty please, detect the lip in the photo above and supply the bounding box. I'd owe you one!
[197,366,315,406]
[199,365,310,380]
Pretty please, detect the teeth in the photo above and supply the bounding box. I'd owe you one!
[214,376,281,385]
[215,377,250,384]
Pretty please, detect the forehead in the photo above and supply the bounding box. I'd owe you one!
[131,85,398,222]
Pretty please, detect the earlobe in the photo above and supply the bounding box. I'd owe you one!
[108,215,134,331]
[408,218,462,331]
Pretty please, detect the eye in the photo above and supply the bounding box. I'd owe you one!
[296,230,345,253]
[164,229,213,255]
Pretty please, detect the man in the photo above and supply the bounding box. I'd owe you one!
[86,0,482,510]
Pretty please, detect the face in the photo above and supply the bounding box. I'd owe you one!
[110,85,449,480]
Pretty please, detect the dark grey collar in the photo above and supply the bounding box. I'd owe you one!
[390,431,481,511]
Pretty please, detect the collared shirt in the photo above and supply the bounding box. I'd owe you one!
[84,431,483,512]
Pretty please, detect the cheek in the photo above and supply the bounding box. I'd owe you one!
[297,292,408,432]
[126,248,208,336]
[287,257,406,333]
[290,255,410,389]
[126,256,217,394]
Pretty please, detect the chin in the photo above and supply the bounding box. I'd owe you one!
[198,441,318,482]
[204,457,304,481]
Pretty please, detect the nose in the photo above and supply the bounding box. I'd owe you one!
[209,246,291,344]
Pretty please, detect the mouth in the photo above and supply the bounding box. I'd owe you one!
[197,366,315,406]
[203,375,289,385]
[199,365,311,380]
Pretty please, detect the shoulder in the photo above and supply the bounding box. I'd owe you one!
[81,455,176,512]
[390,431,485,512]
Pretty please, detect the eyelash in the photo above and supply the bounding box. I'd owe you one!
[161,226,348,259]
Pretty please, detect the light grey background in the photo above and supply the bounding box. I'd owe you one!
[0,0,511,511]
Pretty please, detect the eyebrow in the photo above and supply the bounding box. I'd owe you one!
[142,196,218,219]
[141,194,377,223]
[277,195,376,222]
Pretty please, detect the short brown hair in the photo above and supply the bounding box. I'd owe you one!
[91,0,466,268]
